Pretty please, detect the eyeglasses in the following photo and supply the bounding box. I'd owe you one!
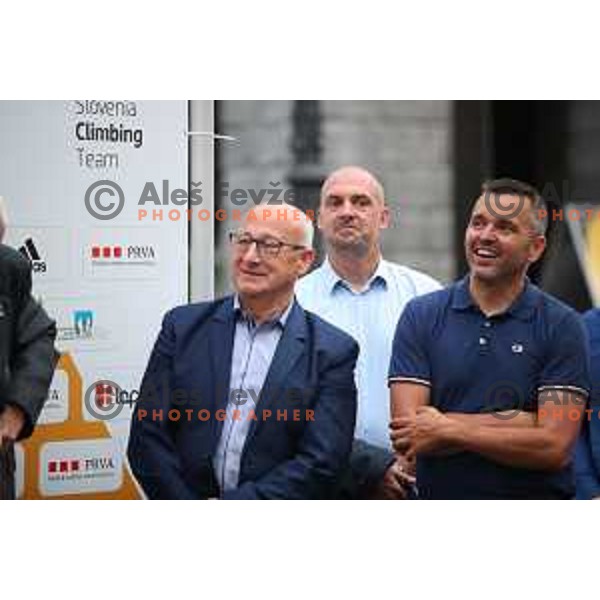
[228,231,306,259]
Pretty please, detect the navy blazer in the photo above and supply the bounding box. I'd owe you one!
[128,296,358,499]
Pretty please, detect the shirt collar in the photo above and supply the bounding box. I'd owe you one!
[233,295,294,328]
[450,275,475,311]
[321,256,389,294]
[451,275,537,321]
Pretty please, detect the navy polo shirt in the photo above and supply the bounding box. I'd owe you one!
[388,276,590,499]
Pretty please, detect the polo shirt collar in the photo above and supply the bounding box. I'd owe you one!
[451,275,474,311]
[451,275,537,321]
[506,280,538,321]
[321,256,389,294]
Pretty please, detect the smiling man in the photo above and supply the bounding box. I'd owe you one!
[128,202,358,499]
[389,178,590,499]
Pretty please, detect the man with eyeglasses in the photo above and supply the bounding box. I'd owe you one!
[128,202,358,499]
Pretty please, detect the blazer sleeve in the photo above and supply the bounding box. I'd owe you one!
[334,439,395,499]
[5,297,58,440]
[127,310,198,499]
[575,427,600,499]
[223,337,359,500]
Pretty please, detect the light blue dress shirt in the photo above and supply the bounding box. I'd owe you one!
[296,258,441,449]
[213,296,293,493]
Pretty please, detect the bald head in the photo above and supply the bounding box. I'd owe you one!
[318,166,390,255]
[231,202,315,312]
[321,166,385,206]
[241,202,314,247]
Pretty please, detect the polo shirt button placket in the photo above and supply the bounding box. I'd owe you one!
[479,319,492,354]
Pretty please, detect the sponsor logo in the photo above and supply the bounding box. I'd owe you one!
[38,369,69,425]
[95,383,116,409]
[47,456,116,475]
[6,228,71,282]
[57,309,100,342]
[94,383,138,410]
[74,309,94,336]
[90,244,156,265]
[83,230,162,281]
[18,237,47,274]
[40,440,123,496]
[39,389,67,425]
[83,379,138,422]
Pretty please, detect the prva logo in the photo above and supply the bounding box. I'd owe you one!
[126,246,156,260]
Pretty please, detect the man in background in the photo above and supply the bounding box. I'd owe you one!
[296,166,441,498]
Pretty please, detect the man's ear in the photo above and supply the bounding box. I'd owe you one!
[316,208,323,230]
[380,204,391,230]
[298,248,315,277]
[529,235,547,264]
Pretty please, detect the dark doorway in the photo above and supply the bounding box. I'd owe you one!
[453,100,591,311]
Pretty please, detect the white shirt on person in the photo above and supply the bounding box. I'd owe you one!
[296,257,442,449]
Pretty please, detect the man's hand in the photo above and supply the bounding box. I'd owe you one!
[408,406,456,458]
[391,406,456,460]
[0,404,25,442]
[370,457,416,500]
[389,417,415,454]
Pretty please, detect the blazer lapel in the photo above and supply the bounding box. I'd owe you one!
[244,301,308,446]
[208,296,236,415]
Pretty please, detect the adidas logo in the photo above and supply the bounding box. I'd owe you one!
[19,237,47,274]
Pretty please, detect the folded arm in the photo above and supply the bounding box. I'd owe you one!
[443,390,586,470]
[397,390,585,471]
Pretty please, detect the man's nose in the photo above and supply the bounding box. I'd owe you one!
[242,240,261,261]
[339,200,356,217]
[479,223,497,241]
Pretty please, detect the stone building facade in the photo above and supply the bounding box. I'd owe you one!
[215,100,454,294]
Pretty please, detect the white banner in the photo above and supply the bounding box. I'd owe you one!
[1,100,191,499]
